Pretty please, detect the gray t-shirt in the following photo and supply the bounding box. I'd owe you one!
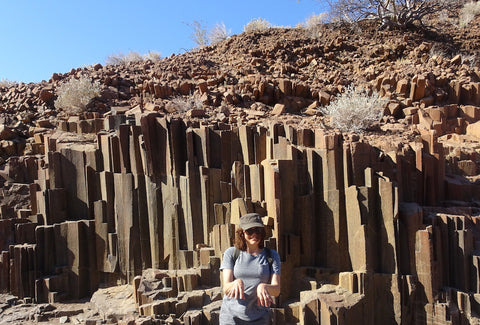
[219,246,281,325]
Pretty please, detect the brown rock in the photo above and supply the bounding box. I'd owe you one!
[90,285,137,320]
[403,106,418,117]
[0,125,16,140]
[186,109,205,117]
[38,89,54,103]
[271,103,286,116]
[420,96,434,108]
[144,103,159,111]
[410,75,426,101]
[244,109,265,117]
[425,108,444,122]
[460,105,480,123]
[278,79,292,96]
[0,140,17,155]
[50,73,61,81]
[386,102,402,117]
[197,80,208,93]
[457,160,477,176]
[293,82,309,98]
[35,120,54,128]
[450,54,462,65]
[306,101,318,111]
[396,79,409,95]
[178,81,194,95]
[466,120,480,137]
[418,110,434,129]
[318,90,331,106]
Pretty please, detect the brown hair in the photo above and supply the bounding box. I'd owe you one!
[234,227,266,251]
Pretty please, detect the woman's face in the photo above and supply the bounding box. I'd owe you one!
[244,227,263,247]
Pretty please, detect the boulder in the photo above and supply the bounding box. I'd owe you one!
[0,125,16,140]
[271,103,286,116]
[38,89,54,103]
[466,120,480,137]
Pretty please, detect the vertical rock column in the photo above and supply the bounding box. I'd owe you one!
[377,174,399,274]
[316,131,349,271]
[140,114,169,269]
[71,220,98,299]
[9,244,36,299]
[114,173,142,282]
[262,158,300,300]
[59,145,96,220]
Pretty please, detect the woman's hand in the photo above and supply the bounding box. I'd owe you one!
[223,269,245,300]
[227,278,245,300]
[256,283,273,307]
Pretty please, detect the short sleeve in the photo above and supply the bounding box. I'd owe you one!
[271,249,281,275]
[219,246,236,271]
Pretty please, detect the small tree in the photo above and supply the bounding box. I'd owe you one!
[319,85,387,133]
[55,76,101,115]
[329,0,461,30]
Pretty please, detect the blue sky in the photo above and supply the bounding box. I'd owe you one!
[0,0,327,83]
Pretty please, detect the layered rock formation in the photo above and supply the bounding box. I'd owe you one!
[1,18,480,324]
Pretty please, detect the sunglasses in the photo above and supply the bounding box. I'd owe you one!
[244,227,263,236]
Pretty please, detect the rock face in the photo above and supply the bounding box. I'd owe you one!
[1,116,480,324]
[0,16,480,325]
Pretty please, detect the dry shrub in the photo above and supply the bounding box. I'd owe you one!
[171,96,203,112]
[459,1,480,27]
[106,51,161,65]
[54,76,101,115]
[189,20,208,47]
[144,51,162,61]
[461,53,477,67]
[106,51,142,65]
[209,22,230,44]
[320,85,387,133]
[0,79,17,88]
[244,18,271,32]
[303,12,328,38]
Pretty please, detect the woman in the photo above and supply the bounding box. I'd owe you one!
[219,213,281,325]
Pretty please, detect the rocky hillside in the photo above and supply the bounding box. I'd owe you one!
[0,17,479,157]
[0,17,479,211]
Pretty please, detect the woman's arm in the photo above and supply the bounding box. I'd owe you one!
[222,268,245,299]
[256,273,281,307]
